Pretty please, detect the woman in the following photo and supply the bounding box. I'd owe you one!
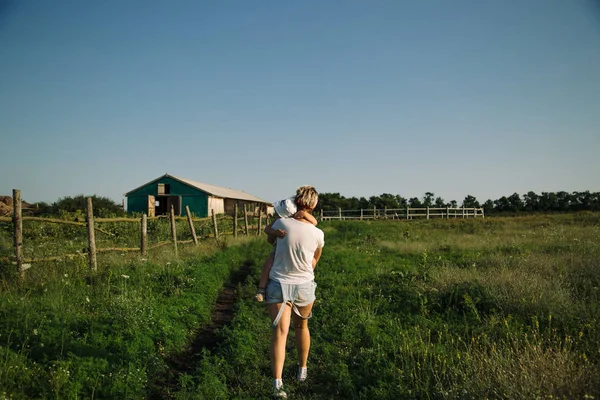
[265,185,324,398]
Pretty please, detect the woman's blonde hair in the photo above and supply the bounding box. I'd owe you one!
[295,185,319,209]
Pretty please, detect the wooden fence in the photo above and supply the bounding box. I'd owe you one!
[320,206,484,221]
[1,190,268,278]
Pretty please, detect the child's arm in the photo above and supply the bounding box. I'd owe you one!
[255,251,275,302]
[294,210,318,226]
[264,218,286,244]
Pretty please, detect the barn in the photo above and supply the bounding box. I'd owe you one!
[124,174,272,218]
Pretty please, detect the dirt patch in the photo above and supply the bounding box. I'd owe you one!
[149,261,254,399]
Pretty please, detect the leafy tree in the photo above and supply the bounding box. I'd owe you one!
[447,200,458,208]
[52,194,125,218]
[482,199,495,214]
[423,192,435,207]
[555,191,571,211]
[538,192,558,211]
[34,201,55,215]
[408,197,423,208]
[379,193,403,209]
[507,193,524,212]
[571,191,598,211]
[494,196,510,212]
[358,197,370,209]
[462,195,480,208]
[434,196,446,207]
[345,196,360,210]
[523,191,539,211]
[317,193,346,211]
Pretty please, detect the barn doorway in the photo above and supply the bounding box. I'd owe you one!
[155,196,181,216]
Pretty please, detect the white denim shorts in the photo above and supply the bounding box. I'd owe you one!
[266,279,317,306]
[266,279,317,328]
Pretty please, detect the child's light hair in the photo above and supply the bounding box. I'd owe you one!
[295,185,319,209]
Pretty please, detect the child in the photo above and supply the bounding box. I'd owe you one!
[255,197,318,302]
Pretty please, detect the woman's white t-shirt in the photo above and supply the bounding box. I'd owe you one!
[269,218,325,284]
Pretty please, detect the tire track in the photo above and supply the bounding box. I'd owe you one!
[149,261,253,399]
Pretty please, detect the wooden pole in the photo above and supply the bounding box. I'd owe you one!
[233,203,238,238]
[406,206,410,220]
[338,207,342,220]
[212,209,219,240]
[446,207,449,219]
[185,206,198,246]
[360,208,363,220]
[140,214,147,257]
[86,198,97,271]
[244,205,249,236]
[427,207,430,220]
[170,205,178,258]
[373,206,376,220]
[384,206,387,219]
[258,209,263,236]
[13,190,24,278]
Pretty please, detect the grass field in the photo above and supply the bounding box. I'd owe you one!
[1,214,599,399]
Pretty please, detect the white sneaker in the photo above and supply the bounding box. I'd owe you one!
[273,387,288,398]
[297,366,308,382]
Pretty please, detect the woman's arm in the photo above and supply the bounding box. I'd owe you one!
[312,247,323,269]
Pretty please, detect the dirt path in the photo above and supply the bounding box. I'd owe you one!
[149,262,253,399]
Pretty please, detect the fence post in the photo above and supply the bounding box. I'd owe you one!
[360,208,363,220]
[384,206,387,219]
[233,203,238,238]
[141,214,147,257]
[338,207,342,220]
[185,206,198,246]
[481,208,485,218]
[427,207,430,220]
[462,208,465,218]
[244,205,249,235]
[13,189,24,278]
[170,205,178,258]
[406,206,410,220]
[446,207,449,219]
[320,209,323,222]
[212,209,219,241]
[373,206,376,220]
[258,209,263,235]
[86,198,97,271]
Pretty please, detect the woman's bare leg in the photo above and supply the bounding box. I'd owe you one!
[268,302,291,379]
[292,301,314,368]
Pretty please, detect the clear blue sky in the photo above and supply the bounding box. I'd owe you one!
[1,0,599,205]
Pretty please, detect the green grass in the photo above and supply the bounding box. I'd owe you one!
[171,214,600,399]
[1,214,599,399]
[0,235,257,399]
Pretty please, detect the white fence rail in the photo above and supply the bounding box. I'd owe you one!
[320,207,484,221]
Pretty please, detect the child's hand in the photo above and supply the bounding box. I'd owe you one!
[276,229,287,238]
[255,288,266,302]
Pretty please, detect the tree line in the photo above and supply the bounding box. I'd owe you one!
[316,190,600,215]
[23,190,600,218]
[31,195,126,218]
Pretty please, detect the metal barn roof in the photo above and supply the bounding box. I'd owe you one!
[125,174,271,204]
